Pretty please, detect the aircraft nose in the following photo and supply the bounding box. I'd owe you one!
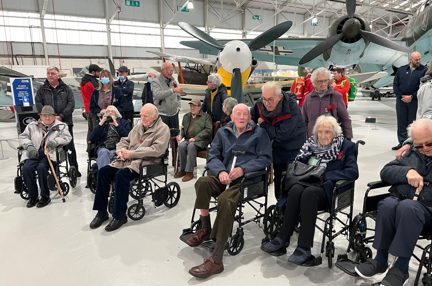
[236,47,240,52]
[342,18,361,39]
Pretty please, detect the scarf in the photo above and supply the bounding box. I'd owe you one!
[296,134,344,166]
[210,88,218,112]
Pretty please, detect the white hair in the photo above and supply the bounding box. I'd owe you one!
[311,67,333,83]
[106,105,122,118]
[208,73,222,87]
[261,81,283,96]
[313,115,342,137]
[408,118,432,138]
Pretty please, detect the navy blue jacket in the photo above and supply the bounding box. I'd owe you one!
[114,79,134,112]
[90,86,121,116]
[393,64,427,100]
[208,121,272,178]
[202,84,228,122]
[251,93,306,164]
[298,139,359,207]
[90,118,131,147]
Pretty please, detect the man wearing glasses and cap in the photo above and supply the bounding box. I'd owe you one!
[355,118,432,286]
[114,66,135,127]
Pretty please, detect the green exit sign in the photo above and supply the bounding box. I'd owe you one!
[125,0,140,7]
[252,15,262,20]
[177,5,189,12]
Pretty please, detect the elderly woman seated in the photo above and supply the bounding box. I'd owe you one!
[90,105,131,169]
[261,115,359,265]
[220,97,238,127]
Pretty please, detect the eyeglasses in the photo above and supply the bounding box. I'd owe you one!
[414,142,432,149]
[315,79,329,84]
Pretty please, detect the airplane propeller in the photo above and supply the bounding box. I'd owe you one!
[299,0,410,65]
[178,21,292,102]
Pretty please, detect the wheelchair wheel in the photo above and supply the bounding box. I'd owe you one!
[423,273,432,286]
[356,246,372,263]
[68,166,78,188]
[20,190,29,200]
[14,176,24,194]
[349,214,367,253]
[127,203,145,221]
[61,182,70,196]
[326,241,335,268]
[88,172,97,194]
[130,180,151,200]
[108,197,114,214]
[227,232,244,256]
[263,205,283,239]
[164,182,181,208]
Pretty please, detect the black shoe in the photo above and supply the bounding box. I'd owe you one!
[392,144,402,150]
[105,218,127,232]
[26,197,39,208]
[355,258,388,279]
[36,197,51,208]
[261,237,289,256]
[380,267,409,286]
[90,214,109,229]
[76,171,82,177]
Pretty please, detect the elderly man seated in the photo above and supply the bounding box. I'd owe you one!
[90,104,170,232]
[174,97,212,182]
[19,105,72,208]
[90,105,131,169]
[355,118,432,286]
[185,103,272,279]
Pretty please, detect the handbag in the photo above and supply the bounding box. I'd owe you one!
[284,160,326,190]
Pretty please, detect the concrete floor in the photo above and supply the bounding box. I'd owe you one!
[0,97,426,286]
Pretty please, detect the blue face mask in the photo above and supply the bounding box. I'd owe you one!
[100,77,110,85]
[147,77,154,83]
[118,75,125,82]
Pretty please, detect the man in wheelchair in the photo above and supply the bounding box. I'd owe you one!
[89,104,170,232]
[19,105,72,208]
[355,118,432,286]
[89,105,131,169]
[185,103,272,279]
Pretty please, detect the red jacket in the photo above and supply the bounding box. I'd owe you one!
[333,75,350,106]
[80,74,98,112]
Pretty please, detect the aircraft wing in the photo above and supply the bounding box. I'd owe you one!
[146,50,216,66]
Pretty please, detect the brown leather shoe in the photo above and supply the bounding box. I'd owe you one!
[174,171,186,178]
[189,257,224,279]
[185,228,210,247]
[182,172,194,182]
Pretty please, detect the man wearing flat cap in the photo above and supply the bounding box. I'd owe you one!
[19,105,72,208]
[114,65,135,127]
[175,97,212,182]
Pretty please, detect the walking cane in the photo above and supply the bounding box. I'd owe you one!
[227,150,245,189]
[44,145,66,203]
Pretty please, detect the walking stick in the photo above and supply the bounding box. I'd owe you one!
[44,145,66,203]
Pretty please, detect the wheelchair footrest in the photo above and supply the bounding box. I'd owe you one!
[335,254,359,277]
[179,229,215,250]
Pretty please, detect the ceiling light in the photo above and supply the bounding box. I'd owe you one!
[311,16,318,26]
[187,0,194,9]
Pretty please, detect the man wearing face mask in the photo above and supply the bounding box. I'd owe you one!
[114,66,135,127]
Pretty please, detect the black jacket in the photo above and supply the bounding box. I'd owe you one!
[90,86,121,116]
[114,79,134,112]
[381,148,432,208]
[251,93,306,164]
[35,79,75,126]
[202,84,228,122]
[90,118,131,148]
[393,64,427,100]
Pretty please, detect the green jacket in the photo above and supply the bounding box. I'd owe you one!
[181,110,212,150]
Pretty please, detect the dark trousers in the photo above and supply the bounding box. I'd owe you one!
[278,184,326,248]
[92,165,139,219]
[373,196,432,258]
[396,98,417,144]
[121,111,134,128]
[273,162,288,200]
[194,176,241,245]
[86,113,98,156]
[22,151,50,199]
[161,113,179,166]
[67,125,79,170]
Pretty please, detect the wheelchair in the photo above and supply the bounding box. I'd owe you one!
[86,156,98,194]
[107,153,181,221]
[263,140,364,268]
[338,180,432,286]
[179,168,269,256]
[14,146,77,200]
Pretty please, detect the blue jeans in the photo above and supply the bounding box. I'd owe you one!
[92,165,139,219]
[96,147,116,170]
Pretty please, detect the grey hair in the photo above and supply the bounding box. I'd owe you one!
[311,67,333,84]
[106,105,122,118]
[313,115,342,137]
[47,66,60,72]
[261,81,282,96]
[161,61,173,71]
[223,97,238,114]
[208,73,222,87]
[231,103,250,115]
[408,118,432,138]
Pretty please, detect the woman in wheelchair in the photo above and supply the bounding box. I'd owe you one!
[355,118,432,286]
[90,105,131,169]
[18,105,72,208]
[261,115,359,265]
